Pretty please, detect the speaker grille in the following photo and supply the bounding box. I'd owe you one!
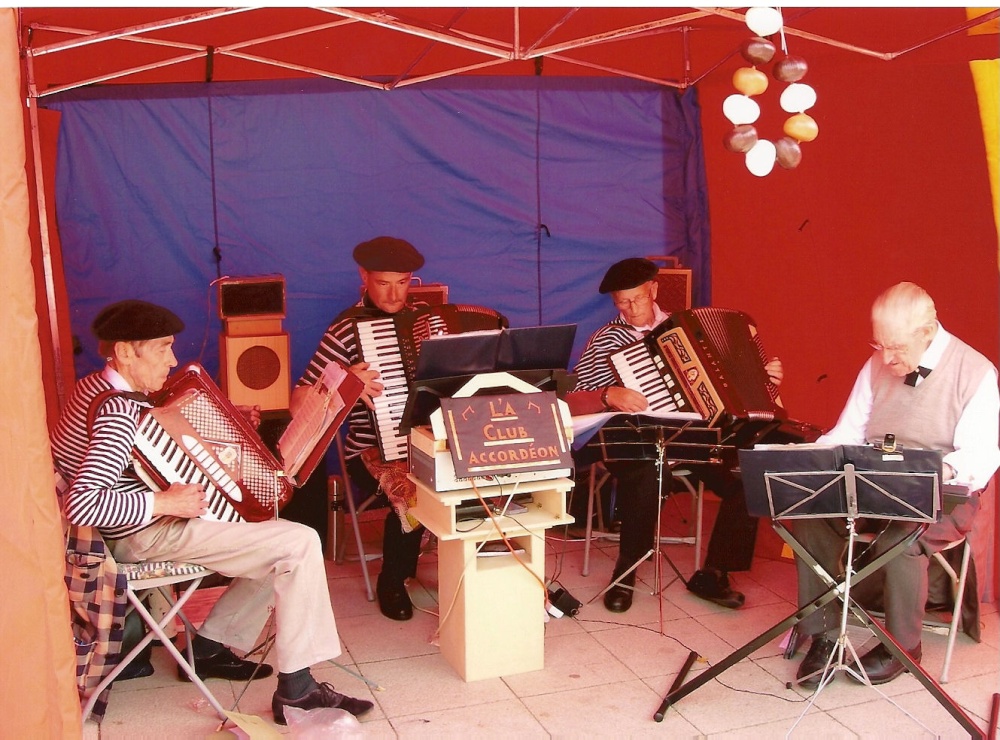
[236,345,281,390]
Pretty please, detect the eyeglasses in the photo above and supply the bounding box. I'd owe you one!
[869,328,921,354]
[869,341,910,354]
[613,293,653,311]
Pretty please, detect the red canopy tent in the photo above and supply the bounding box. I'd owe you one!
[4,7,997,736]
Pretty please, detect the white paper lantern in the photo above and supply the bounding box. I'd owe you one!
[745,7,784,37]
[745,139,777,176]
[723,94,761,125]
[780,83,817,113]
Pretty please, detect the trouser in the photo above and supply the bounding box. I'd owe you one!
[690,466,759,573]
[605,460,664,575]
[793,496,979,650]
[346,455,423,586]
[110,517,341,674]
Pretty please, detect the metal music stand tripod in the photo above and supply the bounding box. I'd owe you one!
[652,444,985,739]
[582,415,727,631]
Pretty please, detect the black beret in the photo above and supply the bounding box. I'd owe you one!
[352,236,425,272]
[92,299,184,342]
[598,258,659,294]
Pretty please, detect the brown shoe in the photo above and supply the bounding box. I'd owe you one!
[849,642,921,685]
[272,682,374,725]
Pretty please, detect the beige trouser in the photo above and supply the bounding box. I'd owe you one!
[110,517,341,674]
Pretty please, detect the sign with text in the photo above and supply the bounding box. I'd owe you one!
[439,392,572,479]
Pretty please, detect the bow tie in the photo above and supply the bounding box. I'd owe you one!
[904,366,931,387]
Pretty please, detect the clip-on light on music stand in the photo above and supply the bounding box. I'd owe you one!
[652,444,985,739]
[582,415,730,633]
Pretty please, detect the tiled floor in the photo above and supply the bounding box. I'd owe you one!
[85,498,1000,739]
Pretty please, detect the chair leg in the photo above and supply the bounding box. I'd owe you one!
[81,576,229,724]
[940,540,972,683]
[582,465,606,577]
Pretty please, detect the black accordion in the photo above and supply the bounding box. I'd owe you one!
[354,303,507,461]
[609,307,816,447]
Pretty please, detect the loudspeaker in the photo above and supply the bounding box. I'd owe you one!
[219,274,286,320]
[217,275,290,410]
[646,256,692,314]
[220,333,291,411]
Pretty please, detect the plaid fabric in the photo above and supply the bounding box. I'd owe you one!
[359,446,419,532]
[64,524,127,722]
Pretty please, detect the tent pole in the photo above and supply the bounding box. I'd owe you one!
[23,50,66,410]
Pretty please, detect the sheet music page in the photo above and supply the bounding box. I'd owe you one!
[278,365,347,476]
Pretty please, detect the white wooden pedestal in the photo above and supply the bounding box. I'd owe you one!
[410,475,573,681]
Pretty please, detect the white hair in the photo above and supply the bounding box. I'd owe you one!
[871,281,936,343]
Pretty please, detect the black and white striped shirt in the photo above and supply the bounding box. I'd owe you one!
[298,299,431,459]
[51,372,157,539]
[572,316,642,391]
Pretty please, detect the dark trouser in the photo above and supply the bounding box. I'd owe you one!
[604,460,665,575]
[346,456,424,586]
[793,497,979,650]
[689,466,759,573]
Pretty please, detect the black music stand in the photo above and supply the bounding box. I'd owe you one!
[582,416,729,632]
[652,445,985,739]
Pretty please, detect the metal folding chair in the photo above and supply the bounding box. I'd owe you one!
[81,561,227,723]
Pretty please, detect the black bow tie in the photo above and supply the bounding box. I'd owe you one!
[904,366,931,387]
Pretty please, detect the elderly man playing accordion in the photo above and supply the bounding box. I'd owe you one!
[52,299,372,724]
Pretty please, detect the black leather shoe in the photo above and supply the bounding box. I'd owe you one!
[377,579,413,621]
[796,636,837,689]
[273,682,374,725]
[850,642,921,685]
[603,584,634,613]
[180,646,274,682]
[118,658,154,681]
[686,569,745,609]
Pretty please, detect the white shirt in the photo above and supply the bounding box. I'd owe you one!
[819,323,1000,491]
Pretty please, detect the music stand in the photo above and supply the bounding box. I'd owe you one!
[652,444,985,739]
[582,415,730,632]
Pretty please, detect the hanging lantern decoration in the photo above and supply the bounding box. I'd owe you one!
[723,7,819,176]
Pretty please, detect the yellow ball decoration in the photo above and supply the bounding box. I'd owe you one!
[732,67,769,97]
[783,113,819,142]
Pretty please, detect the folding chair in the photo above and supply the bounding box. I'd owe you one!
[333,430,386,602]
[81,561,228,723]
[925,536,973,683]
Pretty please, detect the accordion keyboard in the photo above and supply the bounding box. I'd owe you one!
[355,317,412,461]
[609,341,693,414]
[135,413,244,522]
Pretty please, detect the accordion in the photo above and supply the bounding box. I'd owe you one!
[609,307,785,432]
[354,303,507,462]
[133,363,294,522]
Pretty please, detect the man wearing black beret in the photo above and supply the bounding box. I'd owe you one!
[293,236,431,621]
[566,258,783,613]
[52,299,373,724]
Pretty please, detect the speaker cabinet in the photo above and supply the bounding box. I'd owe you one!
[646,256,692,314]
[219,333,291,411]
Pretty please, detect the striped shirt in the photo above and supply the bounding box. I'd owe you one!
[51,372,158,539]
[572,316,643,391]
[298,298,431,459]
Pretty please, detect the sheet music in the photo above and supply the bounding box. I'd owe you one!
[278,364,347,477]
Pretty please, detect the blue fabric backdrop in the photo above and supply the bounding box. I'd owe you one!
[44,77,709,381]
